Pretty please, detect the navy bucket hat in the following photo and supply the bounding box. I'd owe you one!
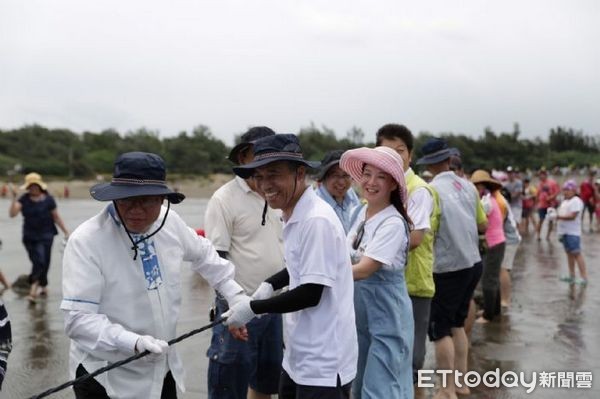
[233,134,320,179]
[90,152,185,203]
[314,149,345,181]
[416,138,452,165]
[228,126,276,164]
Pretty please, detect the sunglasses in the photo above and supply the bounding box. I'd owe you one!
[352,220,366,251]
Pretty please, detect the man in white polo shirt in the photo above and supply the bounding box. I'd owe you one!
[205,126,285,399]
[223,134,358,399]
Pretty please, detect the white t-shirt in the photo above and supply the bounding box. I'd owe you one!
[348,205,409,271]
[281,188,357,387]
[407,186,433,231]
[205,177,284,293]
[557,196,584,236]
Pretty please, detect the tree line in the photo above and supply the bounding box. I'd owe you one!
[0,123,598,179]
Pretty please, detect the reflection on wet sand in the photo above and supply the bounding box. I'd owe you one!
[0,199,598,398]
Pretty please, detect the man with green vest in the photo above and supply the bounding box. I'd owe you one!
[376,124,440,386]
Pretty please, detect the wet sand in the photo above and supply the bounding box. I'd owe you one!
[1,197,599,398]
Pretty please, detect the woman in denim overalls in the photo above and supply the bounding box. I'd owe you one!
[340,147,414,399]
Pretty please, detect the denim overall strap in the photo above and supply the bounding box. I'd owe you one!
[353,214,414,399]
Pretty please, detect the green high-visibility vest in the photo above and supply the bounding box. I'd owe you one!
[405,169,440,298]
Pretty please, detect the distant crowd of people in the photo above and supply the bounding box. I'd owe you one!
[0,124,595,398]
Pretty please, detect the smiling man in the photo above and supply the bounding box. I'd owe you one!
[61,152,249,399]
[224,134,358,399]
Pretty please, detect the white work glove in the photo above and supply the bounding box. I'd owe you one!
[252,282,274,301]
[135,335,169,362]
[222,295,256,327]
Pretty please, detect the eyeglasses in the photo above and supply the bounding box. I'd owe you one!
[352,220,366,250]
[115,196,164,209]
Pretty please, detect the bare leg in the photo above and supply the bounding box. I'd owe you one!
[247,388,270,399]
[433,337,458,399]
[28,281,39,303]
[452,327,470,395]
[546,220,554,240]
[500,268,511,308]
[574,253,588,281]
[464,299,476,339]
[0,271,11,290]
[567,253,576,279]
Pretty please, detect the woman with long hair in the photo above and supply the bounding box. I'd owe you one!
[9,173,69,303]
[340,146,414,399]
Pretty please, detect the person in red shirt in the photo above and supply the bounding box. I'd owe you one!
[535,169,560,240]
[579,171,596,231]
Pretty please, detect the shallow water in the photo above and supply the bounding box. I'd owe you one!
[0,198,598,398]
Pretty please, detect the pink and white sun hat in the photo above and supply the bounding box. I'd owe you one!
[339,146,407,204]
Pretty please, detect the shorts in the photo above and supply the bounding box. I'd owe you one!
[502,243,520,270]
[522,206,533,218]
[559,234,581,254]
[207,296,283,395]
[510,206,523,224]
[428,262,483,341]
[538,208,548,221]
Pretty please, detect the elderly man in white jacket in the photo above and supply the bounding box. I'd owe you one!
[61,152,248,399]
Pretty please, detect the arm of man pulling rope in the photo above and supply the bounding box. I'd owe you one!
[28,318,225,399]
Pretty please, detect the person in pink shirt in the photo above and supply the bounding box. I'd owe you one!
[471,170,507,324]
[536,169,560,240]
[579,171,596,231]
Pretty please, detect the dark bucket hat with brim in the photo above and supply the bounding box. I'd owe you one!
[416,137,452,165]
[314,149,345,181]
[233,134,320,179]
[228,126,276,164]
[90,152,185,203]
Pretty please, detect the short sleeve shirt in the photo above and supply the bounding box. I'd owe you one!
[19,194,58,240]
[348,205,409,271]
[557,196,584,236]
[281,188,357,387]
[204,177,284,293]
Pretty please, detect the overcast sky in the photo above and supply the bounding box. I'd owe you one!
[1,0,598,145]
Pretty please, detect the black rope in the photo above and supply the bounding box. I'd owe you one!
[29,317,225,399]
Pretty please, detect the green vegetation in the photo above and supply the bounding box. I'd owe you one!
[0,123,598,178]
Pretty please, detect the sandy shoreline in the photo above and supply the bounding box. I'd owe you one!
[2,173,234,200]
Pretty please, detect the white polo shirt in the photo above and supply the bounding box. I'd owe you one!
[281,187,357,387]
[61,205,242,399]
[205,176,284,293]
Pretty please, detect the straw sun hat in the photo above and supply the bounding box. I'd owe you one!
[20,172,48,191]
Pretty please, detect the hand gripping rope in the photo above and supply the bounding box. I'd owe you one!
[28,317,226,399]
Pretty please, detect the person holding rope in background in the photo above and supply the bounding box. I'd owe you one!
[61,152,249,399]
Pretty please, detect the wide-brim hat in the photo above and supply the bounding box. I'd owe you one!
[90,152,185,203]
[233,134,320,179]
[314,149,345,181]
[227,126,276,164]
[339,146,407,204]
[20,172,48,191]
[471,169,502,191]
[416,137,452,165]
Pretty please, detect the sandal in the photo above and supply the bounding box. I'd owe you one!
[26,295,37,304]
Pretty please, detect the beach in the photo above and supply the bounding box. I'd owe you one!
[0,197,599,398]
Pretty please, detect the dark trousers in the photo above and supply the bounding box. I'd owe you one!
[481,242,505,321]
[279,369,351,399]
[73,364,177,398]
[23,238,54,287]
[410,296,431,383]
